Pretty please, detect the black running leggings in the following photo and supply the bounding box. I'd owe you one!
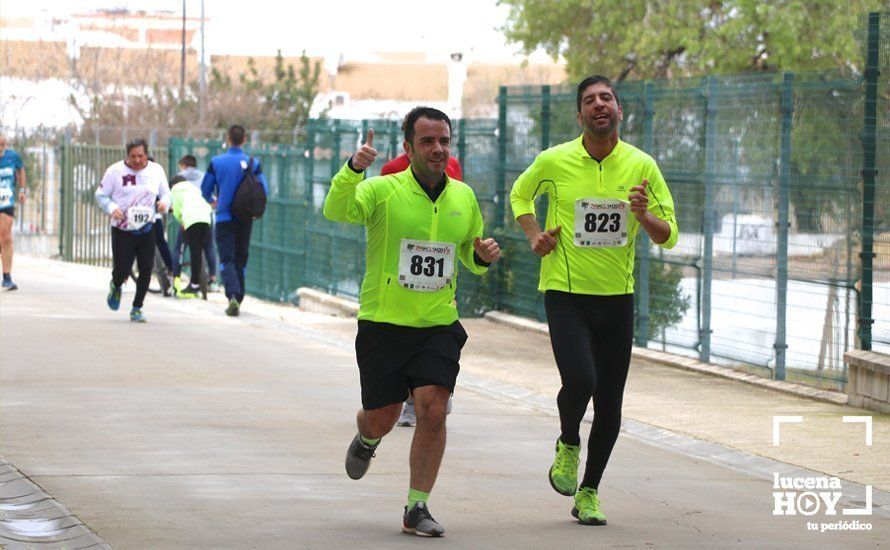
[153,217,174,273]
[111,227,156,308]
[544,290,634,490]
[185,222,210,285]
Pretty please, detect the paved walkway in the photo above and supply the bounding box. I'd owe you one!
[1,256,887,548]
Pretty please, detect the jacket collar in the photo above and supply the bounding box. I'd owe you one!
[575,135,624,163]
[407,167,449,201]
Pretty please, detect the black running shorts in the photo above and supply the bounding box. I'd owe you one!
[354,320,468,410]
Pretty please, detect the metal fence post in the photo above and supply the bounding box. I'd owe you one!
[331,120,341,188]
[637,81,655,347]
[495,86,508,312]
[859,12,880,350]
[389,118,400,160]
[775,73,794,380]
[457,118,466,171]
[303,122,317,291]
[541,85,551,150]
[535,85,551,235]
[306,123,316,204]
[700,77,717,363]
[59,129,73,260]
[329,121,343,293]
[495,86,508,230]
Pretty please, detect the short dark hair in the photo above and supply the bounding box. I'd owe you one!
[169,175,187,185]
[403,107,452,144]
[576,75,620,112]
[178,154,197,168]
[125,138,149,156]
[228,125,246,146]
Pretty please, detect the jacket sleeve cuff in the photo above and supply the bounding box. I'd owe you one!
[347,156,363,174]
[473,251,491,267]
[510,200,535,220]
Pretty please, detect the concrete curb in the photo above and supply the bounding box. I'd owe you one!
[483,310,850,408]
[0,459,110,548]
[296,287,359,317]
[290,289,850,408]
[457,372,890,515]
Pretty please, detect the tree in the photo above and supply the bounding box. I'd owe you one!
[259,51,322,140]
[207,50,322,142]
[69,48,321,144]
[635,259,690,339]
[499,0,885,81]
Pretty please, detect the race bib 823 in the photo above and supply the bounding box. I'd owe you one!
[574,198,629,247]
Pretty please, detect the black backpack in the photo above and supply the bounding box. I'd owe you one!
[231,157,267,221]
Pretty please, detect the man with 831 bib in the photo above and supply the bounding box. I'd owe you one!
[324,107,500,537]
[95,138,171,322]
[510,76,678,526]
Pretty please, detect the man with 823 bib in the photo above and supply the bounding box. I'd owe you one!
[511,75,679,526]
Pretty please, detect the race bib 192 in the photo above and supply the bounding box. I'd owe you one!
[574,198,629,247]
[126,205,154,230]
[398,239,456,292]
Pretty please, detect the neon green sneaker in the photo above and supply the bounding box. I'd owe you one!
[548,438,580,496]
[572,487,607,525]
[176,285,199,299]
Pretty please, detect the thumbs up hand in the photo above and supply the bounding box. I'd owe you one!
[351,128,378,171]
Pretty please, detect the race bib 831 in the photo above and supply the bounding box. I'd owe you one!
[398,239,456,292]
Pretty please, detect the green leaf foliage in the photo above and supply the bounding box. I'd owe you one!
[500,0,885,80]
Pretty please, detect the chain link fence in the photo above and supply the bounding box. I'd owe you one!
[29,13,890,392]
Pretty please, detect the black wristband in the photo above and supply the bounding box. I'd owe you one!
[473,251,491,267]
[347,156,363,174]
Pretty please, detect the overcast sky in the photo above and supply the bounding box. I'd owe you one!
[1,0,546,62]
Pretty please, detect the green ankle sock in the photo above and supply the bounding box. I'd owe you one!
[360,434,380,446]
[407,488,430,511]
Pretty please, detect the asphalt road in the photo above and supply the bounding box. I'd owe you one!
[0,258,886,549]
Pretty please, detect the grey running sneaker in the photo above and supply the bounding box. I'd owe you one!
[397,400,416,427]
[225,298,240,317]
[402,502,445,537]
[345,432,378,480]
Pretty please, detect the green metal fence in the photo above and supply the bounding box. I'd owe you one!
[60,143,169,266]
[488,14,890,389]
[57,13,890,392]
[165,118,501,312]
